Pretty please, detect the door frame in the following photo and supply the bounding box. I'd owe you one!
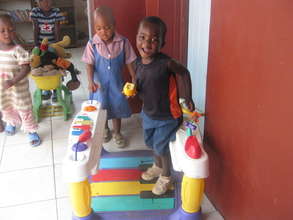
[188,0,211,134]
[87,0,94,38]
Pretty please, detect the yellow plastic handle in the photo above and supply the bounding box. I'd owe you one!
[181,107,204,122]
[122,82,136,97]
[182,107,193,116]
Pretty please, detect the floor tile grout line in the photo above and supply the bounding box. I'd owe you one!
[0,198,57,209]
[55,199,60,220]
[50,115,62,220]
[0,164,54,174]
[0,134,7,167]
[55,195,70,199]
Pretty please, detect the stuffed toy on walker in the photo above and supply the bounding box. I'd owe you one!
[31,35,80,91]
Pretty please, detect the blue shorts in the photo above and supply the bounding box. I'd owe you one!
[141,111,182,156]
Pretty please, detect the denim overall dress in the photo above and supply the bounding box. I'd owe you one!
[90,39,131,119]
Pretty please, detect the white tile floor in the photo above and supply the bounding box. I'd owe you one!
[0,48,224,220]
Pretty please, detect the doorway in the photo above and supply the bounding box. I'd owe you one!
[188,0,211,134]
[73,0,89,46]
[88,0,189,113]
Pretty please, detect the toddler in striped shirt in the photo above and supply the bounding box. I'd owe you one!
[0,14,41,147]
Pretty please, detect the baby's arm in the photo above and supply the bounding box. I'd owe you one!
[86,64,99,92]
[3,64,30,89]
[168,59,195,112]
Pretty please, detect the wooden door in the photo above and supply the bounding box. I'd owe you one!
[145,0,189,65]
[91,0,189,113]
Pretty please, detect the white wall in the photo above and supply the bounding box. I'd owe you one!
[188,0,211,134]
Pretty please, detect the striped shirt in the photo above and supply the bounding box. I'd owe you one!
[30,7,64,44]
[0,45,33,111]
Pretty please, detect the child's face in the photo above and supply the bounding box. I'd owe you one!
[94,15,115,44]
[136,22,162,62]
[38,0,52,12]
[0,19,15,45]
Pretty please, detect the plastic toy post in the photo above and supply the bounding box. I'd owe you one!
[62,100,107,220]
[69,179,92,217]
[181,176,205,213]
[169,104,208,220]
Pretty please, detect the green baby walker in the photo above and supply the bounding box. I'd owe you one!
[31,73,73,121]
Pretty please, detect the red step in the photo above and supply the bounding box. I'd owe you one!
[91,169,142,182]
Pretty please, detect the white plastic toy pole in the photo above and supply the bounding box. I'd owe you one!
[62,100,106,220]
[169,109,208,220]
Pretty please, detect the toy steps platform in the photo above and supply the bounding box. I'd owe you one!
[39,105,64,118]
[87,149,183,220]
[32,84,73,121]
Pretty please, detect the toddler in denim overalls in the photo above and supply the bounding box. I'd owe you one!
[82,6,136,148]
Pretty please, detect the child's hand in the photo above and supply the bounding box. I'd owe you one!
[3,80,15,89]
[88,81,100,92]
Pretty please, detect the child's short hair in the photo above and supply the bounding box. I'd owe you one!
[139,16,167,48]
[94,6,115,25]
[36,0,52,5]
[0,14,13,24]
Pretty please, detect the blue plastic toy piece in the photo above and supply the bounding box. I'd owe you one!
[169,207,202,220]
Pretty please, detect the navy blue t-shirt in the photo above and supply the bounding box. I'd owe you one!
[136,53,182,120]
[30,7,64,44]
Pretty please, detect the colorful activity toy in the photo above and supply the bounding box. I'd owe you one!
[63,100,208,220]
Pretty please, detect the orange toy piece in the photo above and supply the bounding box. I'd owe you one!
[181,108,204,123]
[56,57,71,69]
[83,105,97,112]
